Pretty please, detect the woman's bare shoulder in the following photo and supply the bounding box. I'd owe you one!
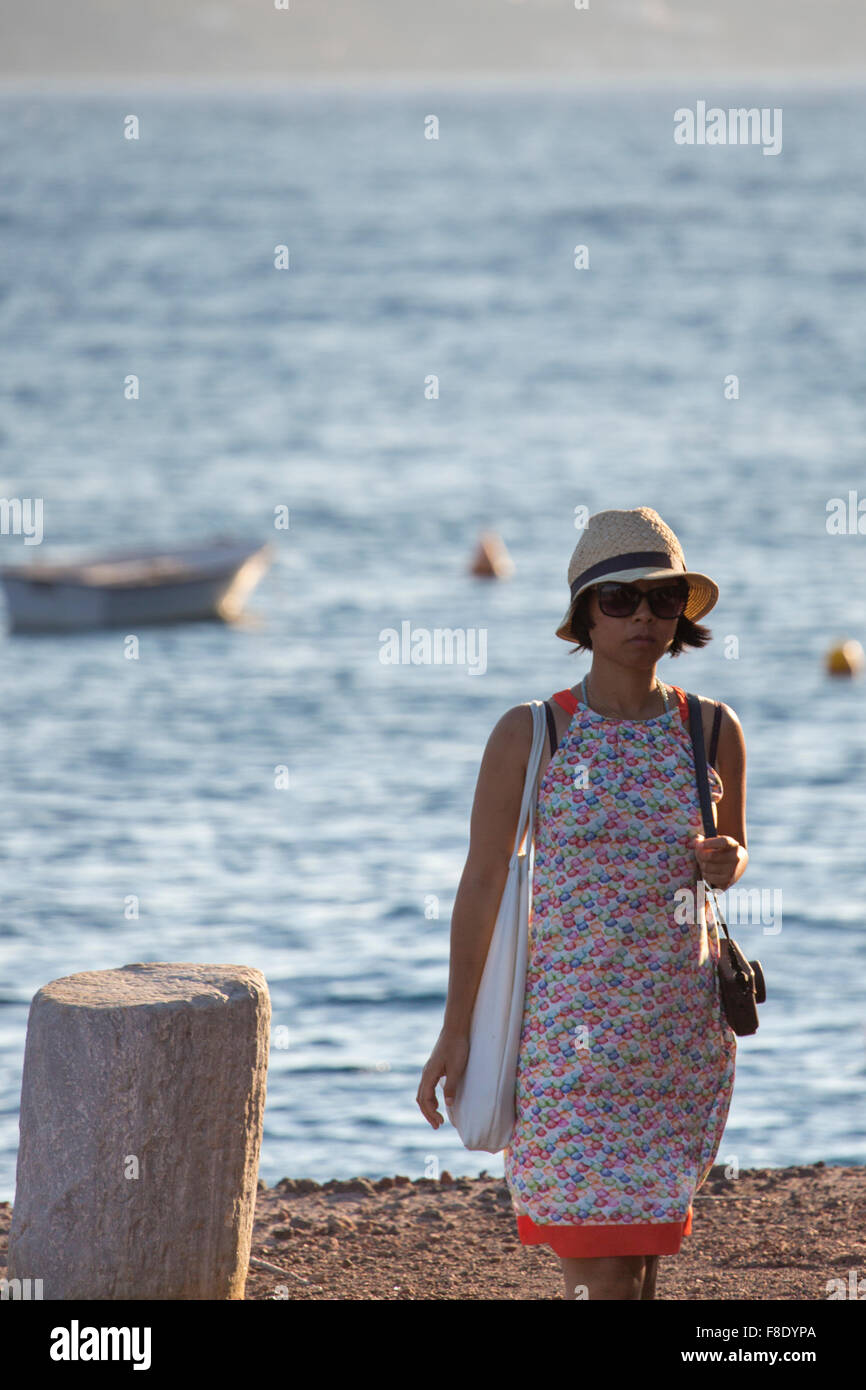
[486,702,535,750]
[696,696,743,729]
[479,701,545,776]
[693,696,746,762]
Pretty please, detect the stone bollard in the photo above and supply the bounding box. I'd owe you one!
[7,962,270,1300]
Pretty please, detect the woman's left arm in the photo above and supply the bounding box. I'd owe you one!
[694,702,748,891]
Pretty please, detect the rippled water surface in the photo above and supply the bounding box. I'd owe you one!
[0,84,864,1199]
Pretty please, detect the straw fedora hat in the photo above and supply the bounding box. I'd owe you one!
[555,506,719,642]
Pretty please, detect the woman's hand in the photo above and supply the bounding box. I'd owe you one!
[416,1029,470,1129]
[693,833,746,890]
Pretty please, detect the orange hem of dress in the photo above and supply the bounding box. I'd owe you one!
[516,1204,693,1257]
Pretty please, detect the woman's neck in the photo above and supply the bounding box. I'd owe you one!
[577,664,665,719]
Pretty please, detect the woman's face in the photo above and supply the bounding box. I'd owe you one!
[586,579,684,664]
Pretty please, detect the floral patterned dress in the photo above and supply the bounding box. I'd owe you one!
[503,682,737,1257]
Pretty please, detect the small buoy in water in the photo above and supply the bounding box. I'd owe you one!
[469,530,514,578]
[826,639,864,676]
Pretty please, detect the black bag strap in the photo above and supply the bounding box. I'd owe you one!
[685,693,716,838]
[544,700,557,760]
[685,692,733,945]
[708,702,722,768]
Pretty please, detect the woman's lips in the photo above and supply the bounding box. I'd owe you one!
[628,635,656,643]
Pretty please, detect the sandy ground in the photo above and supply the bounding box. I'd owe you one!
[240,1162,865,1300]
[1,1162,862,1300]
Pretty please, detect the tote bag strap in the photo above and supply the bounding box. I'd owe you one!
[511,700,547,858]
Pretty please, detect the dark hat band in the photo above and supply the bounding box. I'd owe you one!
[569,550,685,601]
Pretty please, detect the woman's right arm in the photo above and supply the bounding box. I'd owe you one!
[416,703,534,1129]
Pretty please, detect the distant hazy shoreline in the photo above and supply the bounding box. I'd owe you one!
[0,0,863,85]
[1,70,864,94]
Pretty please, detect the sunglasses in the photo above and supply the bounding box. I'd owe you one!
[594,581,689,619]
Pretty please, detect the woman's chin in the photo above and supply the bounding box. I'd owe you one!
[623,641,660,661]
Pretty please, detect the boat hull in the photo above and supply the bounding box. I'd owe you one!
[0,543,272,633]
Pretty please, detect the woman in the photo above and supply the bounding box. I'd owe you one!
[417,506,748,1300]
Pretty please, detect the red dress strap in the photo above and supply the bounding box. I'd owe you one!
[552,688,579,714]
[667,684,690,726]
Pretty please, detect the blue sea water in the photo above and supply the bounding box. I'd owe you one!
[0,82,864,1202]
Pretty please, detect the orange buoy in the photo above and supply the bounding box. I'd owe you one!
[469,530,514,579]
[826,640,864,676]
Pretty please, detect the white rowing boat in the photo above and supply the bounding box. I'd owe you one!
[0,537,273,633]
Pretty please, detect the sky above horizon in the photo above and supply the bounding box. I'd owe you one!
[0,0,864,84]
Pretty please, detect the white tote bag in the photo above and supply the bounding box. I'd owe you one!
[446,700,547,1153]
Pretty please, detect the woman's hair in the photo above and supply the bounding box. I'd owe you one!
[564,585,712,657]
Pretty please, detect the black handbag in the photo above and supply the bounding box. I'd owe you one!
[685,694,766,1037]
